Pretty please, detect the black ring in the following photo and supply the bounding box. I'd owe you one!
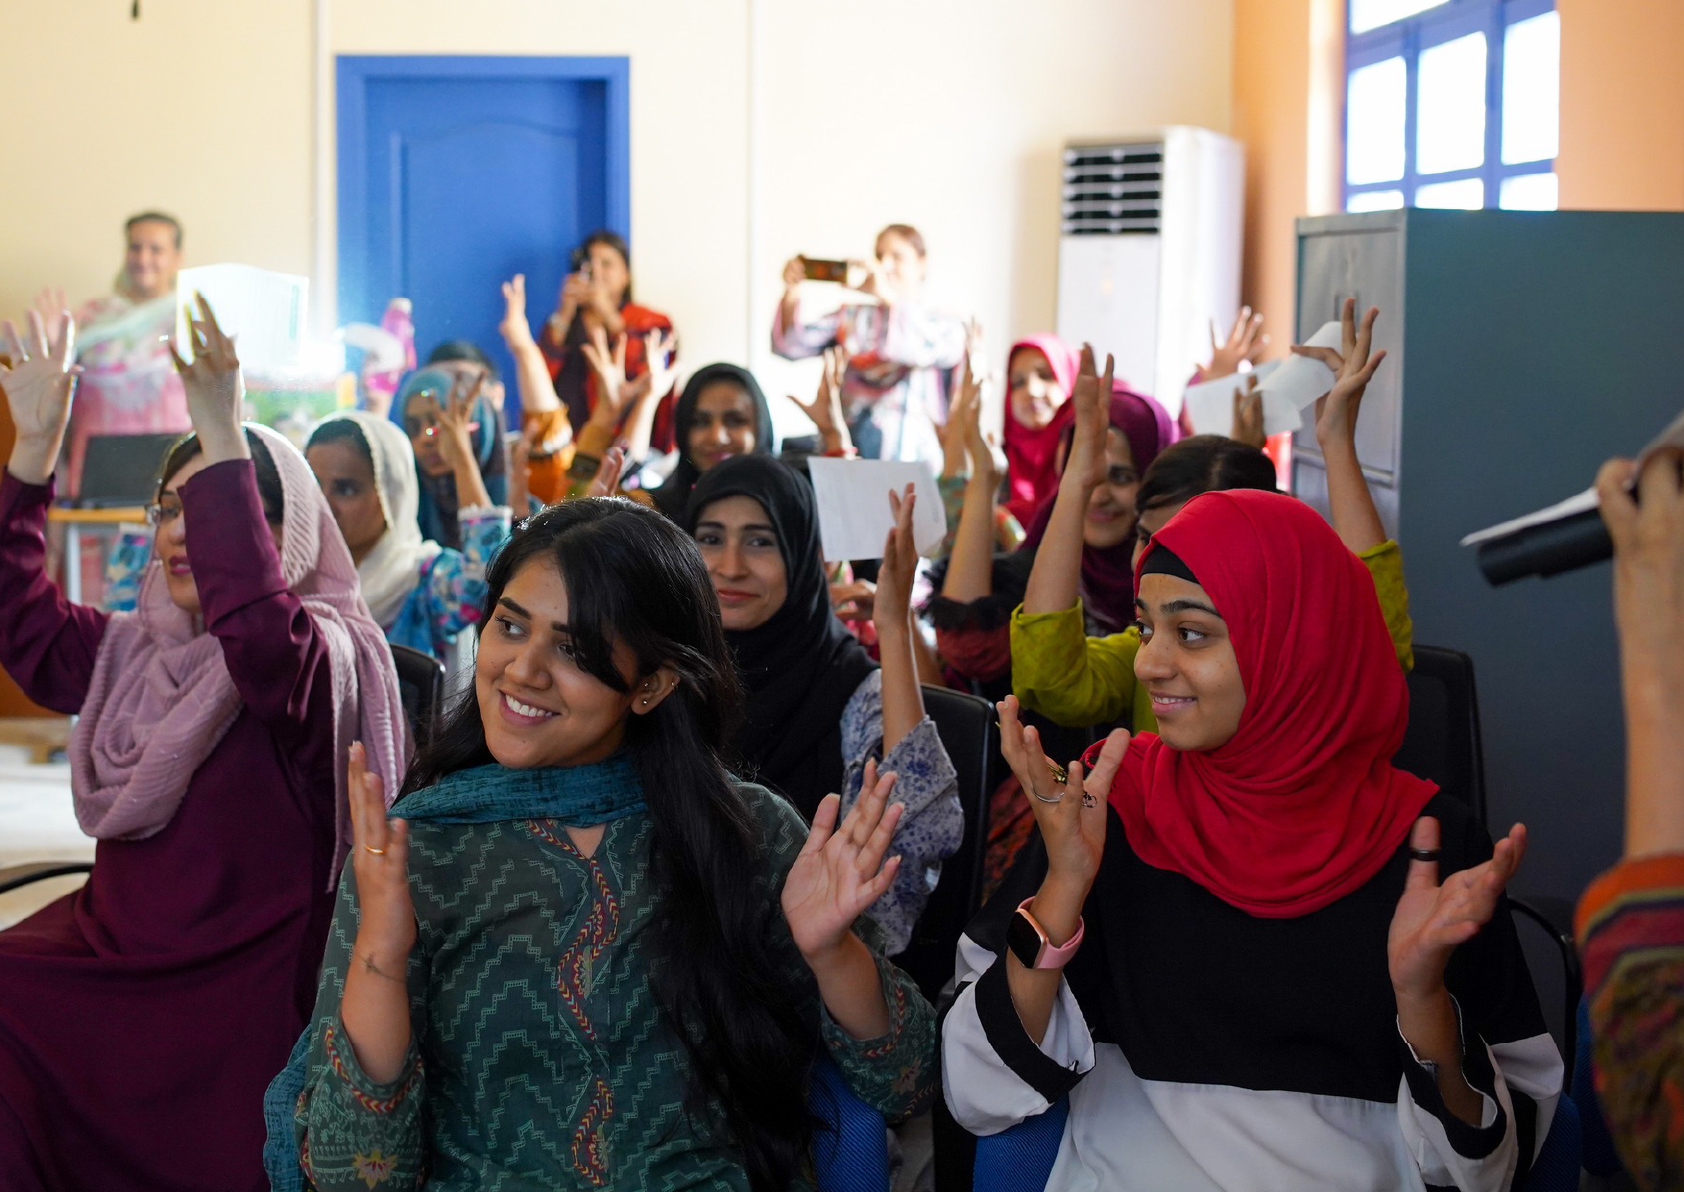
[1409,847,1441,863]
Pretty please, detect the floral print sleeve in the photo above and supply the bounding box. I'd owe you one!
[391,505,509,660]
[838,671,963,955]
[103,525,152,613]
[749,785,940,1124]
[294,864,430,1192]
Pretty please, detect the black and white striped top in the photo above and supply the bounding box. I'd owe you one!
[942,792,1564,1190]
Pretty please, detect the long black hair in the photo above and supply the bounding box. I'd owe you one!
[400,497,815,1190]
[1136,433,1278,516]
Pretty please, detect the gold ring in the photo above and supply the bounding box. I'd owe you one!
[363,845,386,856]
[1047,762,1069,786]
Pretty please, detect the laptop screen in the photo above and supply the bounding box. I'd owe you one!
[76,433,182,508]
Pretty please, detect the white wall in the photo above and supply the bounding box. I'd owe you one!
[2,0,1231,440]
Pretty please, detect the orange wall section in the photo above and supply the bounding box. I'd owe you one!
[1231,0,1345,345]
[1558,0,1684,210]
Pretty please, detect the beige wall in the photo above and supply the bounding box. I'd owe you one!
[1,0,1233,432]
[1558,0,1684,210]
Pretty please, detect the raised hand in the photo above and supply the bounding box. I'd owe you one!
[434,371,484,473]
[499,274,535,350]
[348,740,416,963]
[581,325,634,423]
[997,695,1126,895]
[875,484,917,630]
[1,309,80,484]
[1230,373,1265,449]
[1295,298,1386,449]
[1388,817,1526,1003]
[1201,306,1268,381]
[1064,344,1115,493]
[781,760,905,961]
[30,287,69,350]
[789,345,850,454]
[830,577,876,622]
[168,293,247,462]
[586,445,627,498]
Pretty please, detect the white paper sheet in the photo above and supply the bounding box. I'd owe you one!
[1253,321,1342,411]
[806,457,946,561]
[1460,403,1684,547]
[175,263,309,372]
[1182,360,1296,437]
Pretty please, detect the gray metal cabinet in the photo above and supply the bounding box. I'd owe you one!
[1292,209,1684,901]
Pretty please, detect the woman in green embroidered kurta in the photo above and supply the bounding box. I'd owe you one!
[286,498,936,1191]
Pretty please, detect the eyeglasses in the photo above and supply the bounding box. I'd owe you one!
[144,499,184,526]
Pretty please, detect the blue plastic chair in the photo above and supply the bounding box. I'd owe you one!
[970,1094,1580,1188]
[263,1036,887,1190]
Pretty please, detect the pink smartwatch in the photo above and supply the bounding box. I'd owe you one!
[1007,897,1084,970]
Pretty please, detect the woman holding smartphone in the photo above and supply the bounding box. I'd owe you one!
[541,230,680,450]
[773,224,967,464]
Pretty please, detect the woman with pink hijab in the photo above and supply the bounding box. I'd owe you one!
[0,300,404,1191]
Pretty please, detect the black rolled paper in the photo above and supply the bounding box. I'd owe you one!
[1476,506,1612,586]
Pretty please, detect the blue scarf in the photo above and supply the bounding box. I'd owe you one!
[394,753,646,826]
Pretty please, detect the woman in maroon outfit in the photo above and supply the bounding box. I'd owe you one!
[0,302,404,1190]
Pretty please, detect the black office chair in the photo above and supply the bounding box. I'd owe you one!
[389,642,447,747]
[1394,645,1488,827]
[1395,644,1579,1090]
[0,860,93,898]
[894,685,998,1005]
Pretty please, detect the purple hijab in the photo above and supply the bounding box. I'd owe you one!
[1020,381,1178,634]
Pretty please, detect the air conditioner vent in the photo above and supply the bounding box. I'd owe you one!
[1062,142,1165,234]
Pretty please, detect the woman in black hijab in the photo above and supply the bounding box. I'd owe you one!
[685,454,960,955]
[647,364,774,519]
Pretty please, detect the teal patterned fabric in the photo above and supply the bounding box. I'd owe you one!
[393,754,646,826]
[292,781,936,1191]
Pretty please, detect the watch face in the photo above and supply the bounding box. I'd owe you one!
[1007,909,1045,969]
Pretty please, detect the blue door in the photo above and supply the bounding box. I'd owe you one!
[337,56,630,423]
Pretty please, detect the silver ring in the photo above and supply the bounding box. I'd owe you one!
[1030,789,1065,805]
[1081,793,1097,809]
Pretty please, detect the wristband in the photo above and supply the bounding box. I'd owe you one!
[1007,897,1084,970]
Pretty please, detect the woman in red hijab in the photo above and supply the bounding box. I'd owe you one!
[999,334,1081,526]
[944,489,1564,1190]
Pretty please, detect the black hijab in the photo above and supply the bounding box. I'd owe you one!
[651,364,774,521]
[684,455,878,817]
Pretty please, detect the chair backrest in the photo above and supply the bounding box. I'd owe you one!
[1394,645,1488,827]
[388,642,446,746]
[894,685,998,1003]
[1507,894,1582,1094]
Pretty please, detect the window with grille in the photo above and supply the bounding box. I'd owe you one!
[1344,0,1558,212]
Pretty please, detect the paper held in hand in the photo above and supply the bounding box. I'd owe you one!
[1182,360,1292,437]
[174,263,309,373]
[807,458,947,562]
[1252,320,1342,411]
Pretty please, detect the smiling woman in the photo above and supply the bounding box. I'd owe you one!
[268,496,937,1192]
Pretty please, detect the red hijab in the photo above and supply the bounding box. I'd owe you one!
[1103,489,1435,918]
[1001,335,1080,525]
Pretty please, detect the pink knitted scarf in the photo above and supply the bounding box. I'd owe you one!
[68,424,407,888]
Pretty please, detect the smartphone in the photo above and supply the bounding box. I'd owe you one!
[802,257,851,284]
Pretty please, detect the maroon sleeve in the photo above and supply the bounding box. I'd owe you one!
[935,622,1013,683]
[0,471,109,713]
[181,459,335,746]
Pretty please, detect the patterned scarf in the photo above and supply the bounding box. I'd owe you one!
[395,753,646,826]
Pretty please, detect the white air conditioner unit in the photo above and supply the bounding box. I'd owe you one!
[1055,127,1244,416]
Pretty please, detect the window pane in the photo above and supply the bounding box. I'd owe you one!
[1417,32,1488,175]
[1347,190,1406,213]
[1499,172,1559,210]
[1347,57,1408,185]
[1503,12,1560,164]
[1350,0,1449,34]
[1415,178,1485,209]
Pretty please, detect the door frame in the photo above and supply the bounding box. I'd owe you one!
[335,54,631,326]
